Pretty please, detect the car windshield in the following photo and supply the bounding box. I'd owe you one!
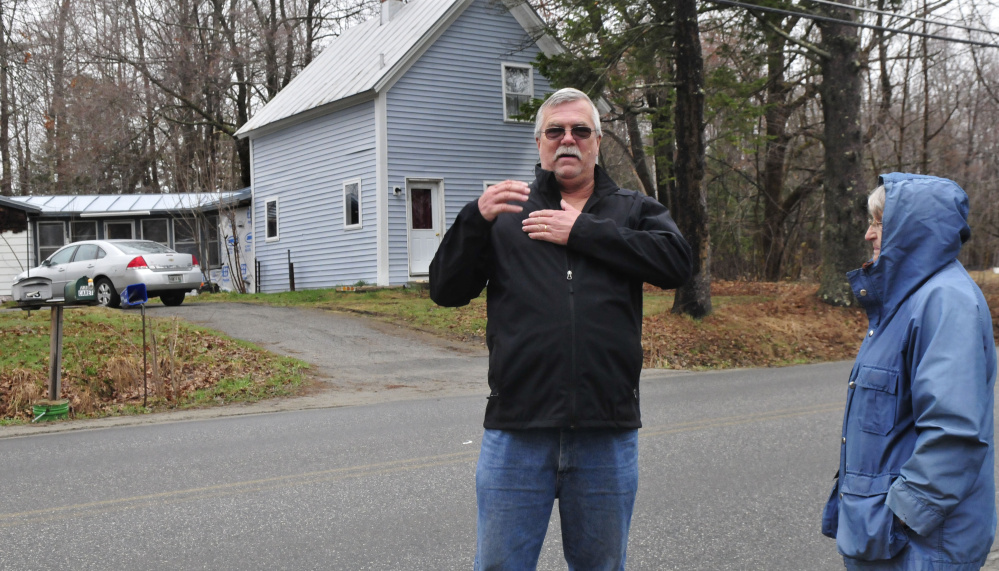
[113,241,177,255]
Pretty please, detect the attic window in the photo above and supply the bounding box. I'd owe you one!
[502,63,533,122]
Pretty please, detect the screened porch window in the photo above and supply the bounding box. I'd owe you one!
[141,219,170,246]
[205,215,220,268]
[105,221,133,239]
[70,221,97,242]
[37,222,65,261]
[174,220,199,258]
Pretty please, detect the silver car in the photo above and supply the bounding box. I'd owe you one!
[11,240,203,308]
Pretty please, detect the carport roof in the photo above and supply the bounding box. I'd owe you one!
[0,189,251,217]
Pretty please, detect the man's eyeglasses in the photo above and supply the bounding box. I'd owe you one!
[868,217,882,228]
[543,126,594,140]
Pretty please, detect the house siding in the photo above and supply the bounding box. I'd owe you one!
[385,0,551,284]
[252,101,378,292]
[0,230,30,297]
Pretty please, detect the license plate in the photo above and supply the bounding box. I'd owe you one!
[168,275,182,283]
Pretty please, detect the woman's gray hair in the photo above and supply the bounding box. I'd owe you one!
[868,185,886,221]
[533,88,602,139]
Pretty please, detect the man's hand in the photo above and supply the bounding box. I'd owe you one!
[478,180,530,222]
[522,200,581,245]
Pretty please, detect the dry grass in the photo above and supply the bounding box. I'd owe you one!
[7,276,994,422]
[639,278,999,370]
[641,281,868,369]
[0,308,310,423]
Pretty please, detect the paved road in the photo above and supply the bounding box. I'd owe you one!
[2,363,850,569]
[2,302,997,569]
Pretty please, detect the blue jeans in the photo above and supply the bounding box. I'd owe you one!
[474,428,639,571]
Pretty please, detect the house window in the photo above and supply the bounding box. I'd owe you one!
[141,219,169,246]
[343,179,361,229]
[37,221,65,261]
[265,199,279,240]
[502,63,533,121]
[410,188,432,230]
[205,215,220,268]
[105,221,133,239]
[174,219,199,258]
[70,221,97,242]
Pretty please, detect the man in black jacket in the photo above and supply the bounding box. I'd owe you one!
[430,88,692,570]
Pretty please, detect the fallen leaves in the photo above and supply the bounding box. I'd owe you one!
[0,311,305,421]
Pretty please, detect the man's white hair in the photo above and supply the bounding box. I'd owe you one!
[533,88,602,139]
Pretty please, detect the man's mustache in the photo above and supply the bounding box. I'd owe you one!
[555,147,582,160]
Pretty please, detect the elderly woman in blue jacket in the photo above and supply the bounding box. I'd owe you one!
[822,173,997,570]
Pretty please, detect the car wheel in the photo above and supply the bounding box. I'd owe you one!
[95,278,121,308]
[159,292,185,306]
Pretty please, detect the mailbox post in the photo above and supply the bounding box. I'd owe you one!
[14,276,99,421]
[122,284,149,407]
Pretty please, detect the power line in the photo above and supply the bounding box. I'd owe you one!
[707,0,999,48]
[804,0,999,38]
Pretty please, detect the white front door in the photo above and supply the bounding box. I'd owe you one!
[407,181,442,276]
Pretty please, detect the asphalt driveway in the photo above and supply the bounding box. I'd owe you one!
[151,301,492,404]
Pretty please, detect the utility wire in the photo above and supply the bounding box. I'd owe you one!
[707,0,999,48]
[802,0,999,37]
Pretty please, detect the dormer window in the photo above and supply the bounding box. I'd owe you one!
[502,63,533,122]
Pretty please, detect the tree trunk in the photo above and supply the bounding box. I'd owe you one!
[816,0,866,307]
[646,88,675,210]
[759,34,792,281]
[670,0,711,317]
[624,110,656,197]
[127,0,159,191]
[0,2,11,196]
[920,3,930,174]
[48,0,73,192]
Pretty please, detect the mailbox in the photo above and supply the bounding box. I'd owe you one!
[123,283,148,306]
[64,277,97,305]
[13,277,53,307]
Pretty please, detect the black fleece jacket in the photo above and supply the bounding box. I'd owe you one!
[429,165,692,429]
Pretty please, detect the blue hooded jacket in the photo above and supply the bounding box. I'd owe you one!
[821,173,997,569]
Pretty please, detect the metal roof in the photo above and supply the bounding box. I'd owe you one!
[235,0,558,139]
[0,195,41,213]
[0,189,251,216]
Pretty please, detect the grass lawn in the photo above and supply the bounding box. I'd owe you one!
[192,280,873,369]
[4,273,996,424]
[0,306,311,424]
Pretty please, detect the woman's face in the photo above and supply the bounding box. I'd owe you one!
[866,216,883,262]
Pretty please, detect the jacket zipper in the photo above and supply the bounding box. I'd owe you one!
[566,253,577,429]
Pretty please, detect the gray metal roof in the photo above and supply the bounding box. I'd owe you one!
[0,189,251,216]
[235,0,558,139]
[0,195,41,213]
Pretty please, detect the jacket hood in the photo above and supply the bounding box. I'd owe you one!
[856,172,970,312]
